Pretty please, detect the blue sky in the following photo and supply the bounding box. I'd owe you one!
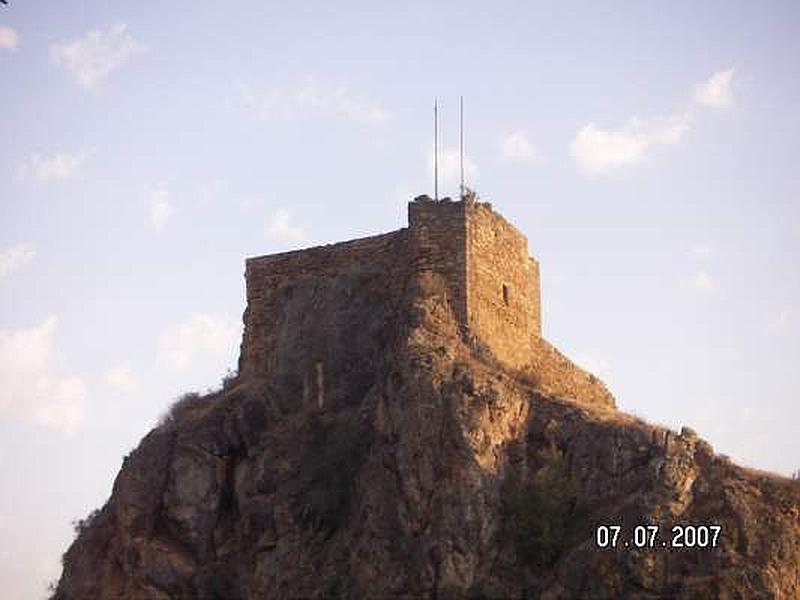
[1,1,799,597]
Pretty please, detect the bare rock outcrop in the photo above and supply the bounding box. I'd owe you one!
[53,273,800,599]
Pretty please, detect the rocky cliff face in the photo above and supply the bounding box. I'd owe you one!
[54,272,800,599]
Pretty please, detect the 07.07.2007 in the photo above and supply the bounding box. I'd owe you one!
[595,524,722,549]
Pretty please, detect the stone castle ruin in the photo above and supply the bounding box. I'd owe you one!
[53,189,800,600]
[239,195,614,410]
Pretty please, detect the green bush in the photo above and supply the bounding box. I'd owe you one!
[158,391,203,427]
[71,508,102,536]
[220,368,238,391]
[505,448,585,568]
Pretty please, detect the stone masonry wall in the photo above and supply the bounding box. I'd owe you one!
[529,337,615,409]
[407,198,468,326]
[465,202,541,369]
[239,230,408,384]
[242,199,544,378]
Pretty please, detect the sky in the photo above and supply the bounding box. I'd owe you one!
[1,1,799,597]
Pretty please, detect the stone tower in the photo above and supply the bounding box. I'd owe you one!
[407,196,541,369]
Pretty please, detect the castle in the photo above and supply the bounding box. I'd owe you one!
[239,194,613,409]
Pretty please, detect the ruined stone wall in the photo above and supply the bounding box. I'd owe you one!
[529,337,615,409]
[407,199,468,325]
[239,230,408,391]
[465,203,541,369]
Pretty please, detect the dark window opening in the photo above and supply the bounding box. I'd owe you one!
[502,284,510,306]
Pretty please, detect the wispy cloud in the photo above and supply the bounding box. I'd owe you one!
[0,25,19,51]
[500,131,542,164]
[694,68,735,109]
[0,244,35,281]
[266,209,306,243]
[766,309,792,336]
[149,186,173,232]
[427,145,477,195]
[571,68,736,174]
[570,113,690,173]
[17,150,89,183]
[686,243,718,294]
[237,78,389,125]
[157,314,240,371]
[0,317,87,435]
[51,24,144,89]
[691,270,716,292]
[104,364,140,394]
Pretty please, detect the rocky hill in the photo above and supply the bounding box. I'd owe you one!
[53,271,800,598]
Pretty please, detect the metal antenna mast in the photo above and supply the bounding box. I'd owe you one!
[459,96,464,199]
[434,99,439,201]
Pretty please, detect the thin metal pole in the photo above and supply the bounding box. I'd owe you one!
[460,96,464,199]
[434,99,439,201]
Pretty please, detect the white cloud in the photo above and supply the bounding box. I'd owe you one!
[570,113,690,173]
[0,25,19,51]
[51,23,144,89]
[0,244,35,281]
[691,270,716,292]
[427,146,477,195]
[570,68,735,174]
[104,364,140,393]
[687,246,718,293]
[694,68,735,109]
[0,317,87,435]
[500,131,541,163]
[17,151,88,182]
[33,378,87,435]
[766,310,791,336]
[266,209,306,243]
[237,78,389,125]
[149,187,173,232]
[158,314,240,371]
